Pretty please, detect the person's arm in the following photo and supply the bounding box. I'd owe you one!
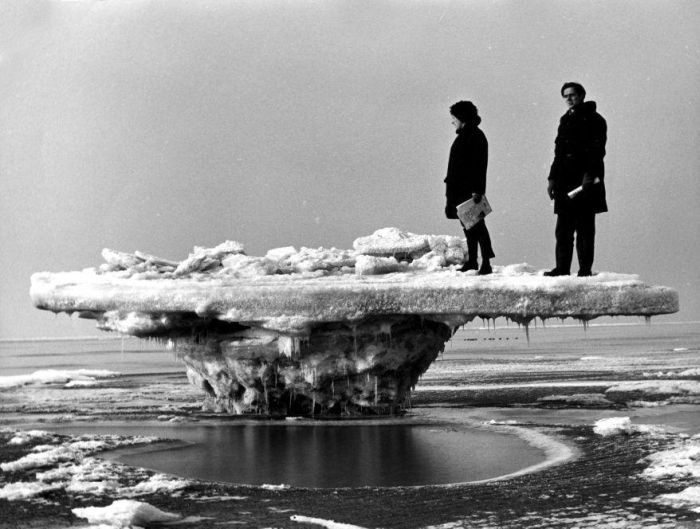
[471,132,488,203]
[582,114,607,189]
[547,118,564,199]
[444,138,463,218]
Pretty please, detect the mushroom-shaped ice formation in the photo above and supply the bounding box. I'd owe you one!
[30,228,678,416]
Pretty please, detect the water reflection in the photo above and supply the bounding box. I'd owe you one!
[73,423,544,488]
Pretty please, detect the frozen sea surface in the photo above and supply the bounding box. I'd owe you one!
[0,336,181,377]
[1,320,699,528]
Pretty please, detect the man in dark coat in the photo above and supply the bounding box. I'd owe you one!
[545,82,607,277]
[444,100,495,275]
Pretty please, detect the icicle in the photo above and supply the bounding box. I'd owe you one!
[644,315,652,326]
[524,321,530,344]
[374,376,378,406]
[311,395,316,417]
[331,379,335,397]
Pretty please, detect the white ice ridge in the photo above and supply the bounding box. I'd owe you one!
[0,369,118,390]
[31,227,678,335]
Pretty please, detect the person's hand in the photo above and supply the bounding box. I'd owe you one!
[582,173,595,190]
[547,180,555,200]
[472,193,482,204]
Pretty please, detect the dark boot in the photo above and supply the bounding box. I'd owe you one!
[478,259,492,275]
[459,260,478,272]
[544,268,569,277]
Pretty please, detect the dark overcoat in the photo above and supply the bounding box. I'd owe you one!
[548,101,608,214]
[444,125,488,219]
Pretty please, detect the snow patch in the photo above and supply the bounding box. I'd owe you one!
[605,380,700,402]
[72,499,180,527]
[1,445,80,472]
[0,481,63,500]
[0,429,188,504]
[353,227,430,258]
[653,485,700,513]
[7,430,54,446]
[119,474,190,497]
[261,483,290,490]
[354,255,403,275]
[0,369,118,389]
[640,439,700,480]
[592,417,665,437]
[64,379,100,388]
[291,514,369,529]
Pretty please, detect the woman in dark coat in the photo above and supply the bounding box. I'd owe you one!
[444,100,495,274]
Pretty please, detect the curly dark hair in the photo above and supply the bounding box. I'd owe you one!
[560,82,586,98]
[449,100,481,125]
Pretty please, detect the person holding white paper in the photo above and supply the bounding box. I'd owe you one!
[444,100,495,275]
[545,82,608,277]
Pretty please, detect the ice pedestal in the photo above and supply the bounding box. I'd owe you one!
[29,229,679,416]
[178,316,450,415]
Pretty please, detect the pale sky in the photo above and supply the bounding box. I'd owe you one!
[1,0,698,339]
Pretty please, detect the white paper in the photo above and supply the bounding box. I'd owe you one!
[456,196,492,230]
[567,177,601,199]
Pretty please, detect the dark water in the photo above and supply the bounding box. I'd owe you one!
[46,422,544,488]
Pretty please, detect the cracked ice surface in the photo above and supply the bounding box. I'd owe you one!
[29,228,678,416]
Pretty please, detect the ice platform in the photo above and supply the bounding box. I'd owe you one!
[30,228,678,416]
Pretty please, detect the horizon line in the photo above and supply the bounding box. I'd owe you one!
[1,319,698,343]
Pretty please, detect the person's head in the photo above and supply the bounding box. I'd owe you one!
[450,100,481,130]
[560,82,586,109]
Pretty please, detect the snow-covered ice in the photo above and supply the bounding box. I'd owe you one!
[0,369,118,389]
[653,486,700,513]
[291,514,369,529]
[28,228,678,416]
[0,481,63,501]
[640,437,700,480]
[31,228,678,334]
[72,499,180,528]
[592,417,665,437]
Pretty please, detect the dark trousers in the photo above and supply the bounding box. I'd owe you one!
[461,219,495,263]
[555,210,596,274]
